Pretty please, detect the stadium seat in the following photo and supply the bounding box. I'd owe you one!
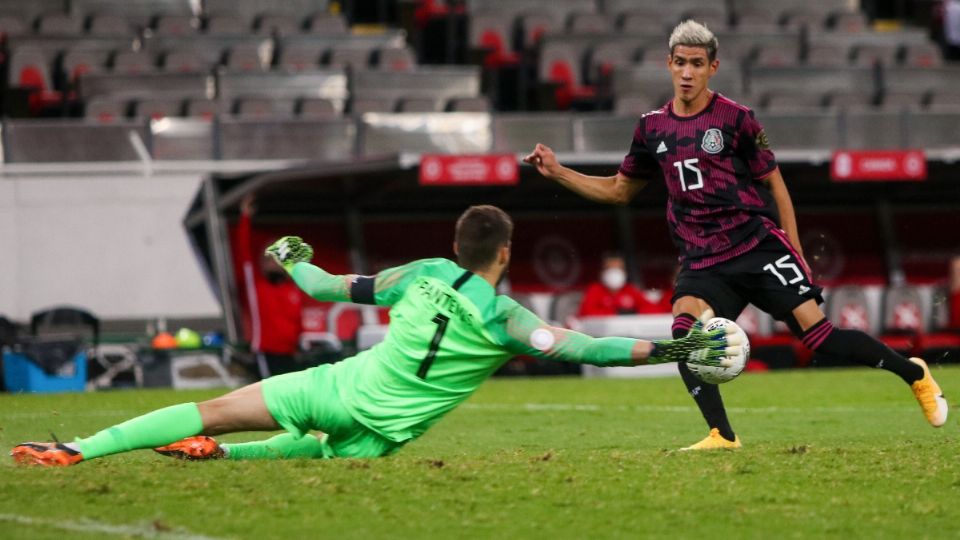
[305,13,348,34]
[206,13,246,35]
[185,97,225,119]
[234,96,296,118]
[682,6,730,31]
[805,43,852,66]
[10,46,62,112]
[733,8,780,32]
[326,47,372,72]
[587,40,641,83]
[162,49,207,73]
[539,41,595,109]
[62,49,109,83]
[112,50,156,74]
[781,8,826,31]
[298,97,338,119]
[350,97,395,114]
[446,96,491,112]
[88,13,135,36]
[852,44,899,67]
[468,11,519,68]
[226,43,271,72]
[37,13,83,34]
[397,96,439,113]
[754,43,802,68]
[761,90,825,111]
[85,95,128,122]
[827,90,876,110]
[826,11,868,33]
[278,43,323,71]
[614,93,663,116]
[376,47,416,72]
[927,90,960,107]
[567,12,612,34]
[153,14,197,36]
[878,90,926,110]
[134,97,184,120]
[618,12,667,34]
[0,14,27,39]
[518,12,559,50]
[255,13,301,35]
[901,43,943,68]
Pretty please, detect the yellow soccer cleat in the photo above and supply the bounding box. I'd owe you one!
[679,428,742,451]
[909,357,948,427]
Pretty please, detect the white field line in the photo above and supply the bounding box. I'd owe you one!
[0,513,228,540]
[461,403,912,414]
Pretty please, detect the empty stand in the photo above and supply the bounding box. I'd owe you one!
[151,118,215,159]
[492,114,573,152]
[218,117,355,160]
[111,50,156,74]
[758,111,840,151]
[37,13,84,35]
[134,96,184,119]
[574,116,635,152]
[84,95,128,122]
[351,67,481,109]
[233,96,297,118]
[844,109,908,148]
[78,71,209,99]
[298,97,338,119]
[362,112,491,154]
[218,70,348,107]
[4,120,149,162]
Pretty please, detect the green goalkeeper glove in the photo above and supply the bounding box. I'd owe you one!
[648,322,737,367]
[265,236,314,272]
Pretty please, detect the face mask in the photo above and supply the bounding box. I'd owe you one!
[601,268,626,291]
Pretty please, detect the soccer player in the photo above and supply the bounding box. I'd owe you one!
[11,205,739,466]
[524,21,947,450]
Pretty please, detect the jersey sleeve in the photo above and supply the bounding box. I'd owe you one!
[493,298,638,367]
[618,117,659,179]
[373,259,434,307]
[738,109,778,179]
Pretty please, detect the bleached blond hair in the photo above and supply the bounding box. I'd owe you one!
[668,20,719,61]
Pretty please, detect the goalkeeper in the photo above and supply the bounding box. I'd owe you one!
[12,205,742,465]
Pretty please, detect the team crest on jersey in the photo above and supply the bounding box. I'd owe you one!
[701,128,724,154]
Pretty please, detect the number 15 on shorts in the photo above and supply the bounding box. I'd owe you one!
[763,255,803,285]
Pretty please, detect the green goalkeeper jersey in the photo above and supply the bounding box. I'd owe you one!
[302,258,640,443]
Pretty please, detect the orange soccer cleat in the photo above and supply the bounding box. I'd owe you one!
[154,436,225,460]
[10,442,84,467]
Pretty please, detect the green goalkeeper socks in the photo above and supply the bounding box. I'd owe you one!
[75,403,203,460]
[223,433,329,460]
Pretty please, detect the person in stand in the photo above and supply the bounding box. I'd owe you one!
[237,194,304,378]
[578,253,671,317]
[524,20,947,450]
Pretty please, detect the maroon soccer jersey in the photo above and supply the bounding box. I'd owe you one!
[619,92,779,269]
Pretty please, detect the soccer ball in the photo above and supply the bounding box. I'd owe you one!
[686,317,749,384]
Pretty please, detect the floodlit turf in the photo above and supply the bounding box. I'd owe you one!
[2,367,959,539]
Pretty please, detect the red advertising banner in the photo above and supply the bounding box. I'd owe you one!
[830,150,927,182]
[419,154,519,186]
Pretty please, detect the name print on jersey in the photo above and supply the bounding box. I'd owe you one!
[416,278,476,325]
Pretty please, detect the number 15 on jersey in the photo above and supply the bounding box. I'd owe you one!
[672,158,704,192]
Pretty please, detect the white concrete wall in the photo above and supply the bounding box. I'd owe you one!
[0,173,221,321]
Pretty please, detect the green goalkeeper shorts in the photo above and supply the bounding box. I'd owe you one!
[262,364,404,458]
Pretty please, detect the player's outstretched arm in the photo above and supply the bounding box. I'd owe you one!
[265,236,352,302]
[523,143,647,205]
[500,303,738,367]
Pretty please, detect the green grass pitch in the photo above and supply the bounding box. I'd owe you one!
[2,367,958,539]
